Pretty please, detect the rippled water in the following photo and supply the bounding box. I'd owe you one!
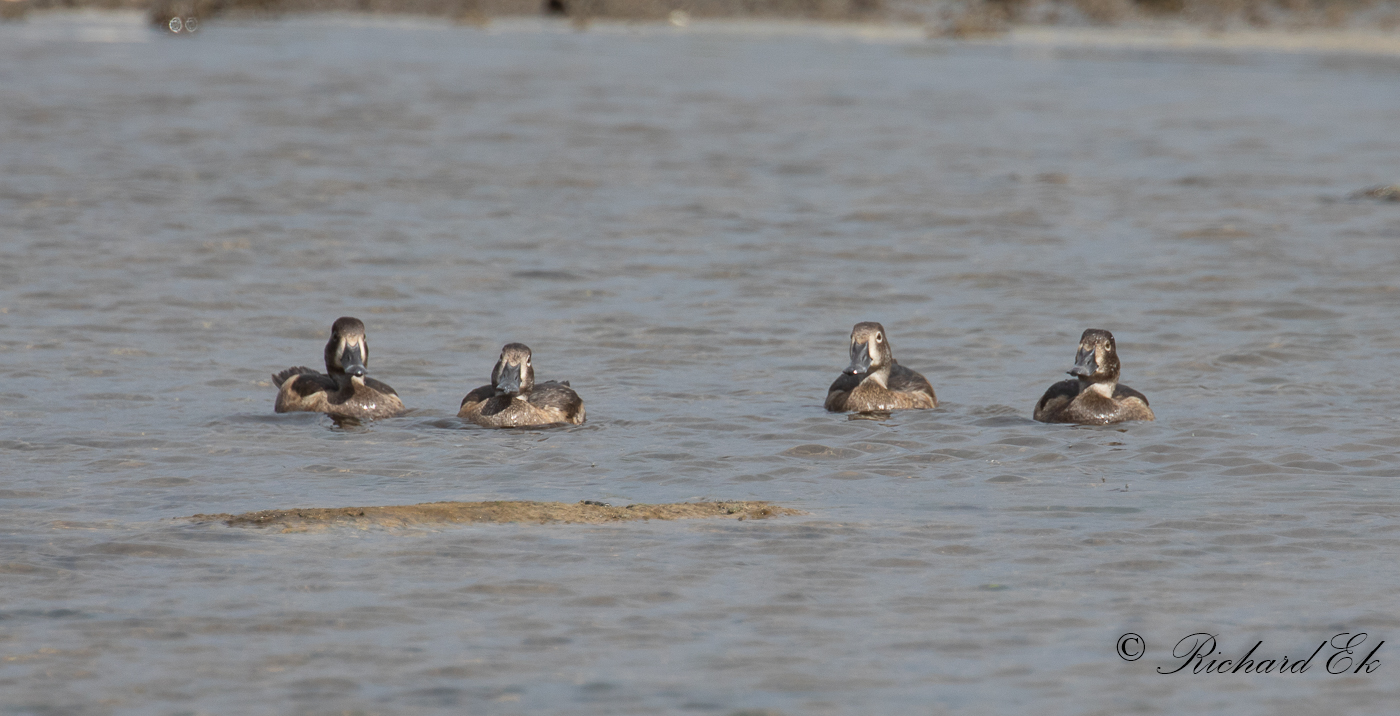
[4,12,1400,714]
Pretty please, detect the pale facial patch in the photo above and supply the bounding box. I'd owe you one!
[336,337,368,367]
[856,334,890,371]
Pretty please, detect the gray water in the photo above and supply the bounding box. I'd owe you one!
[4,12,1400,715]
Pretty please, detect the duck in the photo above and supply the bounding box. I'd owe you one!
[272,317,406,421]
[459,343,585,427]
[1033,328,1153,424]
[825,322,937,413]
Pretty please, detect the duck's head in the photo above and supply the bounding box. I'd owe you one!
[491,343,535,396]
[324,317,369,379]
[843,322,894,378]
[1068,328,1120,385]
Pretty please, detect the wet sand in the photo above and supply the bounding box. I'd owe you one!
[192,500,802,531]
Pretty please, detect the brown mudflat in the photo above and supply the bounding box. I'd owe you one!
[188,500,802,532]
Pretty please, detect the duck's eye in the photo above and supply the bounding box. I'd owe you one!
[875,334,883,343]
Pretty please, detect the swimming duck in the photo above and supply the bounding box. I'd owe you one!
[1033,328,1153,424]
[459,343,585,427]
[825,322,937,412]
[272,317,406,421]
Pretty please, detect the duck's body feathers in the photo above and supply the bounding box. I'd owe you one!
[459,379,585,428]
[825,361,937,412]
[1032,328,1153,425]
[459,344,584,428]
[273,366,332,393]
[274,369,404,420]
[1033,382,1152,425]
[270,317,406,421]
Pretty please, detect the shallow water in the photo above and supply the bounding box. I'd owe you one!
[4,12,1400,715]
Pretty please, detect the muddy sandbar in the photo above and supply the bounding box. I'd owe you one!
[188,500,802,532]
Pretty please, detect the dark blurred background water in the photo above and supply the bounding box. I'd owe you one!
[15,0,1400,39]
[2,12,1400,715]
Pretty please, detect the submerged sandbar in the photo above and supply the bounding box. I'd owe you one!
[189,500,802,532]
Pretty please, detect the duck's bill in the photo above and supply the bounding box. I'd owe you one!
[340,344,367,378]
[1068,348,1096,378]
[495,363,522,394]
[843,341,871,376]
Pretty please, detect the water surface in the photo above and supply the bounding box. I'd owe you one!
[3,12,1400,715]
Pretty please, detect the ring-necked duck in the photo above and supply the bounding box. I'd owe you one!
[459,343,585,427]
[272,317,406,421]
[825,322,937,413]
[1034,328,1153,424]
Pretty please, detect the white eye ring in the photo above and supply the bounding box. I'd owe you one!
[875,334,883,343]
